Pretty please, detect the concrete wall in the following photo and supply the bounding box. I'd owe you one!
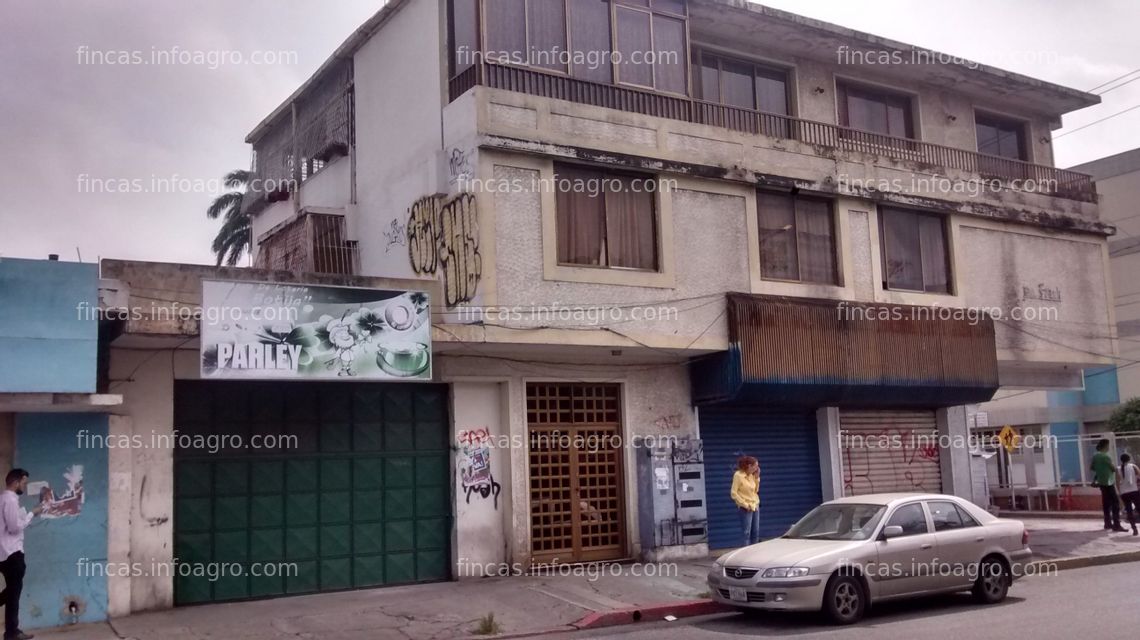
[438,354,696,565]
[0,259,98,393]
[353,0,449,280]
[105,347,199,612]
[452,381,509,575]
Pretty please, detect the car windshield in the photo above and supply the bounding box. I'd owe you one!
[784,503,886,541]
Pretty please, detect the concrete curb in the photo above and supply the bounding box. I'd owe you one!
[571,600,731,630]
[492,600,731,638]
[1029,550,1140,572]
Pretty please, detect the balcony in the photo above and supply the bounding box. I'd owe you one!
[254,212,359,276]
[449,62,1095,203]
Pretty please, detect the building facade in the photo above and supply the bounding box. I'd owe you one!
[92,0,1115,614]
[0,257,121,630]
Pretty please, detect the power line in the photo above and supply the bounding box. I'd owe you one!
[1087,67,1140,93]
[1095,74,1140,96]
[1053,103,1140,140]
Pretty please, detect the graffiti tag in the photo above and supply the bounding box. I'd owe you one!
[383,218,407,253]
[408,192,482,306]
[458,427,501,509]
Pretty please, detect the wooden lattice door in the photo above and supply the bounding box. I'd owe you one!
[527,383,626,563]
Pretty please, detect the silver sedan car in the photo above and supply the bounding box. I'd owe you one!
[708,493,1032,624]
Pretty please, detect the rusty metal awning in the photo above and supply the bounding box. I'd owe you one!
[692,294,999,408]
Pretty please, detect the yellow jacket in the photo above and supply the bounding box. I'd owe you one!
[731,470,760,511]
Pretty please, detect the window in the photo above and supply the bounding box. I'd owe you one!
[885,503,929,537]
[757,191,837,284]
[928,501,966,531]
[448,0,479,76]
[838,82,914,139]
[878,207,950,293]
[975,113,1027,161]
[554,163,658,270]
[696,52,789,115]
[478,0,689,93]
[954,504,979,527]
[614,0,689,93]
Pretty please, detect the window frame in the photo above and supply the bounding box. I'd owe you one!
[552,162,662,273]
[693,48,791,116]
[927,500,968,532]
[756,190,839,286]
[877,206,953,295]
[611,0,691,95]
[837,80,917,140]
[974,111,1029,162]
[881,501,932,538]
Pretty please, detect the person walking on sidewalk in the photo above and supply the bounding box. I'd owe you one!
[0,469,41,640]
[1090,439,1127,533]
[1119,453,1140,536]
[731,456,761,547]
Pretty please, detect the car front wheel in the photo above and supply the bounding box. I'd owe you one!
[823,574,865,624]
[972,557,1010,604]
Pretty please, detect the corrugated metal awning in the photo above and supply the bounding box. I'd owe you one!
[692,294,999,407]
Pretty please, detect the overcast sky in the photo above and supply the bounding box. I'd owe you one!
[1,0,1137,266]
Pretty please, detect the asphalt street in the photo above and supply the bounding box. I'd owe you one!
[562,561,1140,640]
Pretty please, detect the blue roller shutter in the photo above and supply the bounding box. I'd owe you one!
[701,406,822,549]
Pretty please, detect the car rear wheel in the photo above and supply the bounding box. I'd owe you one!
[823,575,865,624]
[972,557,1010,604]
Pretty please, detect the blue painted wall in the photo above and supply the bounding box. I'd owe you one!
[0,259,98,393]
[1082,367,1120,407]
[14,414,109,629]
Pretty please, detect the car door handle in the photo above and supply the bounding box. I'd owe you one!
[920,544,933,550]
[975,537,985,542]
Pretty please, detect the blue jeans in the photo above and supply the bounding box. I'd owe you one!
[739,507,760,546]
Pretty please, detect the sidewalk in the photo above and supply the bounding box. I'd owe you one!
[30,517,1140,640]
[33,558,717,640]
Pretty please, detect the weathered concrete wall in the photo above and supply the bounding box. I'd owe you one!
[353,0,448,281]
[452,381,508,576]
[957,223,1113,365]
[106,347,199,612]
[438,355,695,565]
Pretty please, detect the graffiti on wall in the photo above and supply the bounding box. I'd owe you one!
[448,148,473,184]
[407,192,481,306]
[26,465,84,519]
[459,427,501,509]
[842,429,941,495]
[383,218,407,253]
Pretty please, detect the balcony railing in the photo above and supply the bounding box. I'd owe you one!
[255,212,359,276]
[450,62,1095,202]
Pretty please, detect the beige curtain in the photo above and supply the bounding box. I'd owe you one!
[556,167,605,265]
[605,180,657,270]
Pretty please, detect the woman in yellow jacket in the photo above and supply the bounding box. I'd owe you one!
[731,455,761,546]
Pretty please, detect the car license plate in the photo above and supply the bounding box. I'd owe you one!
[729,587,747,602]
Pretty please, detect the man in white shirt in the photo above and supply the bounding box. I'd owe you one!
[1120,453,1140,537]
[0,469,41,640]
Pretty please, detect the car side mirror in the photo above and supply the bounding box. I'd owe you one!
[881,525,904,540]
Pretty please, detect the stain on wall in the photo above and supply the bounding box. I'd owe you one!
[407,192,482,306]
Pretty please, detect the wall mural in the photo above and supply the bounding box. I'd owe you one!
[458,427,501,509]
[27,465,84,519]
[407,192,482,307]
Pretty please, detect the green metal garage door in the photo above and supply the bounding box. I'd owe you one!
[173,381,451,604]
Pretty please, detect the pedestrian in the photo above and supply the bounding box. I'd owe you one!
[1090,439,1127,533]
[0,469,41,640]
[731,456,761,547]
[1119,453,1140,536]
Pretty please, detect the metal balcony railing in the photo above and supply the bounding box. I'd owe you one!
[449,62,1096,202]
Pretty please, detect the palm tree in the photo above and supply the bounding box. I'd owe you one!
[207,169,252,266]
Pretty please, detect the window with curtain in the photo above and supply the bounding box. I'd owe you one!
[448,0,479,76]
[837,82,914,139]
[878,207,950,293]
[611,0,689,93]
[757,191,837,284]
[555,164,658,271]
[975,113,1027,160]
